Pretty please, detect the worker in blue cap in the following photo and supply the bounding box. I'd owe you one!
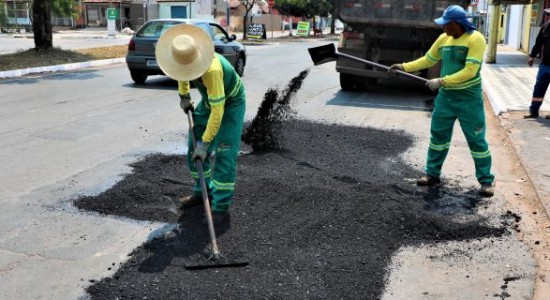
[389,5,495,197]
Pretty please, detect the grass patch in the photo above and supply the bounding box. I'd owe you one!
[0,45,128,72]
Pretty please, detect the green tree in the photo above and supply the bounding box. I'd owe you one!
[32,0,77,50]
[274,0,333,35]
[0,5,8,29]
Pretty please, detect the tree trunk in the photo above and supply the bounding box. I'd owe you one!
[32,0,53,50]
[243,12,248,40]
[330,5,336,35]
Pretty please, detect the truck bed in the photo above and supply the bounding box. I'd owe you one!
[339,0,461,28]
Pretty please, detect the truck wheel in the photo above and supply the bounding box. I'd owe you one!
[130,71,147,85]
[340,73,355,91]
[353,76,366,91]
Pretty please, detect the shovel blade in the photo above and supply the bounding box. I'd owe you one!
[308,43,339,65]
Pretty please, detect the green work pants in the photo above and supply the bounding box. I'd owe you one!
[426,93,494,184]
[187,90,246,212]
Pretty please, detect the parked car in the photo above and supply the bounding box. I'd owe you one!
[126,19,247,84]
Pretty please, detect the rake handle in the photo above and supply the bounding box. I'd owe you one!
[186,112,220,256]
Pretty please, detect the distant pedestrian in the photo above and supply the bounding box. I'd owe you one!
[525,8,550,119]
[155,24,246,224]
[388,5,495,197]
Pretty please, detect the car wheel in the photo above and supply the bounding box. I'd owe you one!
[234,55,245,77]
[340,73,355,91]
[130,71,147,84]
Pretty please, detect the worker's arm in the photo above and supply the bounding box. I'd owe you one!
[530,23,547,59]
[201,60,226,143]
[178,81,193,113]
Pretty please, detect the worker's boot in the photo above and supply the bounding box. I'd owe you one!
[180,193,211,208]
[523,113,539,119]
[416,175,441,186]
[525,101,542,119]
[479,183,495,197]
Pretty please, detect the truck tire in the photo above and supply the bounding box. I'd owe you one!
[340,73,355,91]
[354,76,367,91]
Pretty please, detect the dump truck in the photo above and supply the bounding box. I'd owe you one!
[336,0,468,90]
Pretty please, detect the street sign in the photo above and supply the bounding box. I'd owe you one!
[107,8,118,20]
[107,8,117,36]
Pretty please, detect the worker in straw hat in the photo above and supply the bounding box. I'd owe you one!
[156,24,246,224]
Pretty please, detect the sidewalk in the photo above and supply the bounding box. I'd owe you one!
[481,44,550,218]
[482,44,550,115]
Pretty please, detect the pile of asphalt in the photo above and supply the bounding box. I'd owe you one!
[75,119,506,300]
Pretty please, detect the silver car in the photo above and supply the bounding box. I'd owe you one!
[126,19,247,84]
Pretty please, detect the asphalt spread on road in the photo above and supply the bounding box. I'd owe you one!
[75,117,509,299]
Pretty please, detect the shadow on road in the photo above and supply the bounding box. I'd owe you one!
[0,69,102,85]
[327,80,435,112]
[122,76,178,90]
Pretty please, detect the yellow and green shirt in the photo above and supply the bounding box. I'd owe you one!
[178,54,243,143]
[403,30,486,98]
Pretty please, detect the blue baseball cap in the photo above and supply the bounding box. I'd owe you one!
[434,5,476,32]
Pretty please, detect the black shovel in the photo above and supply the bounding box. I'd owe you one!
[307,43,428,83]
[183,112,249,270]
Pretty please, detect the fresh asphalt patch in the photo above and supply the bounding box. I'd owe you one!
[74,119,510,299]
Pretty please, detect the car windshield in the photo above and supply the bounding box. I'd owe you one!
[136,21,184,38]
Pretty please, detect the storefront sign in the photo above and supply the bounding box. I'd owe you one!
[247,23,266,39]
[296,21,310,37]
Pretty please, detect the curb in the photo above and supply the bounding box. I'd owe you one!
[0,57,126,79]
[482,80,508,116]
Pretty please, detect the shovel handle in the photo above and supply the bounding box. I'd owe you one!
[336,52,428,84]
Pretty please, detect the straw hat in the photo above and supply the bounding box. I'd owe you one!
[155,24,215,82]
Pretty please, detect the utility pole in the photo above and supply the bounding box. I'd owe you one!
[226,0,230,31]
[486,0,500,63]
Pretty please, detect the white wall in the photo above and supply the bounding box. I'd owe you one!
[505,5,523,49]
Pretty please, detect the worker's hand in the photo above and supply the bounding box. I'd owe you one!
[426,78,443,91]
[191,142,210,162]
[528,57,535,67]
[388,64,404,77]
[179,94,194,114]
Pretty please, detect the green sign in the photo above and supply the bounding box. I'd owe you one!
[296,21,310,37]
[107,8,118,20]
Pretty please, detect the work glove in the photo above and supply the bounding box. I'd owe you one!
[388,64,404,77]
[528,56,534,67]
[426,78,443,91]
[191,141,210,162]
[179,94,194,114]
